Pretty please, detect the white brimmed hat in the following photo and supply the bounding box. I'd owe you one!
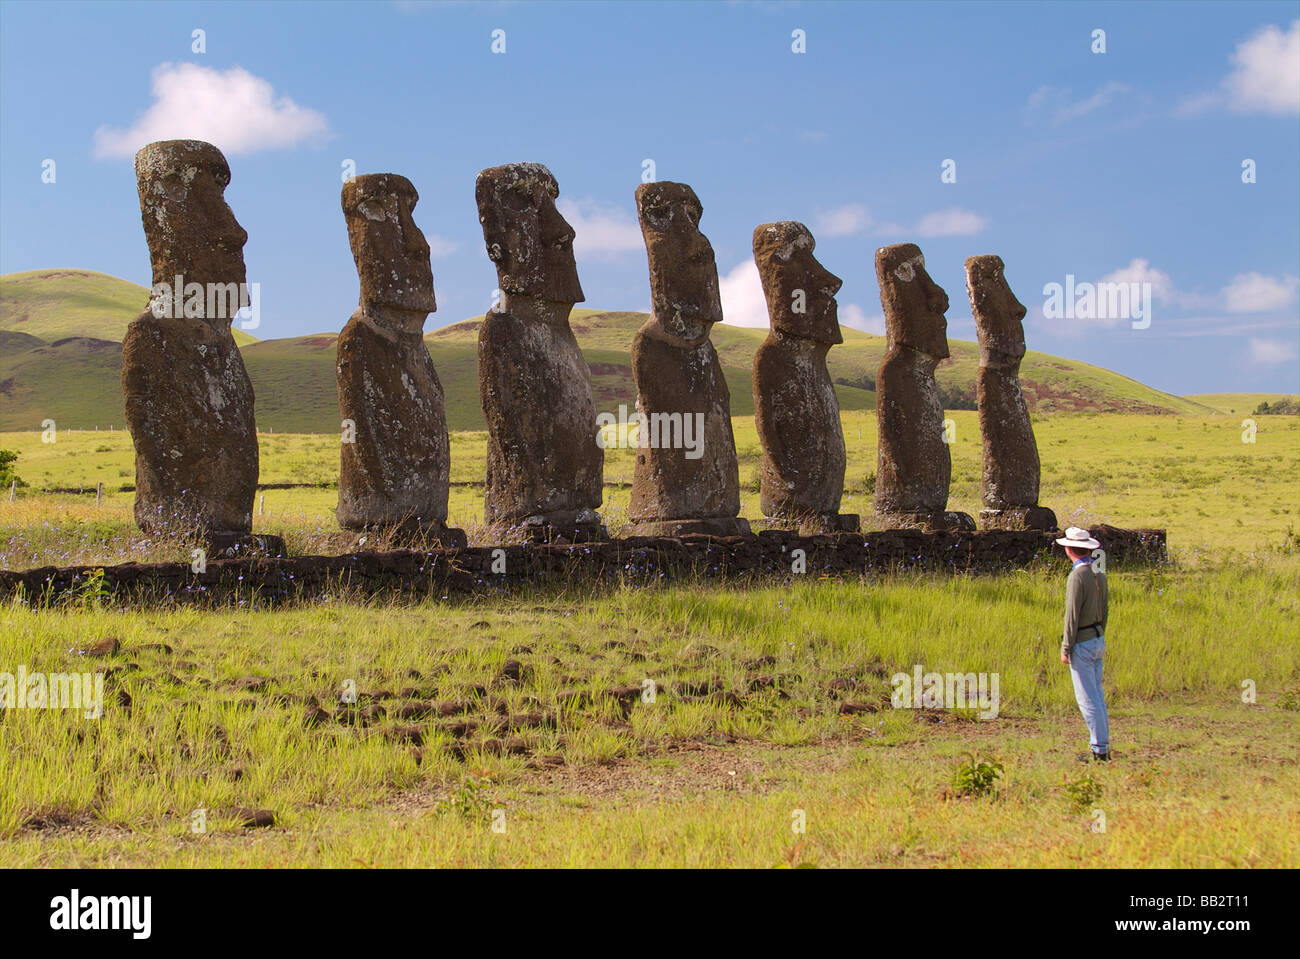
[1055,526,1100,550]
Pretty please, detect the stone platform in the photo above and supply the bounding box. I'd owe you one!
[0,524,1165,608]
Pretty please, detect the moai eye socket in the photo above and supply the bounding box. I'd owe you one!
[357,199,386,222]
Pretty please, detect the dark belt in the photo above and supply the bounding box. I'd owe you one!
[1078,622,1104,638]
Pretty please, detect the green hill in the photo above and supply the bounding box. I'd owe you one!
[0,269,259,346]
[426,309,1212,425]
[0,336,125,430]
[0,270,1214,432]
[1185,393,1300,416]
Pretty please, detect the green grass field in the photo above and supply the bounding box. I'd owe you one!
[3,409,1297,565]
[2,565,1297,866]
[2,408,1297,867]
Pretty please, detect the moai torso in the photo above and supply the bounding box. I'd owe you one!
[122,139,258,535]
[478,301,603,523]
[751,221,849,525]
[630,328,740,521]
[976,359,1039,508]
[875,350,950,513]
[474,163,603,531]
[628,182,746,535]
[336,320,452,531]
[335,173,455,538]
[754,335,844,516]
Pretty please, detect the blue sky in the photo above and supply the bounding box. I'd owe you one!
[2,0,1297,395]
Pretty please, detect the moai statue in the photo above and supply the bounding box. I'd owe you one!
[475,162,604,542]
[627,181,750,538]
[873,243,975,531]
[122,139,281,555]
[336,173,466,549]
[966,254,1057,531]
[751,221,858,534]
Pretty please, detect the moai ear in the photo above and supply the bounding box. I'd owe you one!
[476,172,510,266]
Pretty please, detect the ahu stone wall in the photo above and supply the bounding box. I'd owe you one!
[0,525,1166,608]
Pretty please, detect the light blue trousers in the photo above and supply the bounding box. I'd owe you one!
[1068,636,1109,753]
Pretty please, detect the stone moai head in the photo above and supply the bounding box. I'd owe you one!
[635,181,723,343]
[475,162,584,303]
[875,243,950,359]
[753,221,843,346]
[342,173,436,331]
[965,254,1026,360]
[135,139,248,326]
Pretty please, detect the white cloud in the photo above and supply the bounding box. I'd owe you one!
[839,303,884,335]
[93,63,330,158]
[1180,20,1300,115]
[1056,82,1132,124]
[1033,257,1173,332]
[1094,264,1299,315]
[426,235,458,258]
[1224,20,1300,114]
[1100,258,1176,303]
[1026,84,1054,114]
[557,197,643,258]
[914,208,988,238]
[1247,336,1299,365]
[1176,90,1222,115]
[718,259,770,328]
[813,203,870,237]
[1026,82,1132,125]
[1034,260,1300,336]
[1222,272,1300,313]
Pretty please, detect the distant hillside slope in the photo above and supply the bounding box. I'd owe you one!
[429,310,1213,426]
[0,336,125,430]
[0,269,258,346]
[0,271,1214,432]
[1186,393,1300,415]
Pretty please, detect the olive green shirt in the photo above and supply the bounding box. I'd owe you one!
[1062,560,1108,657]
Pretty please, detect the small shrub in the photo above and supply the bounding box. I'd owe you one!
[952,752,1003,798]
[1061,773,1104,811]
[1253,398,1300,415]
[68,568,110,610]
[0,449,25,488]
[431,777,494,821]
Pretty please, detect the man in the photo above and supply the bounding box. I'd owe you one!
[1057,526,1110,761]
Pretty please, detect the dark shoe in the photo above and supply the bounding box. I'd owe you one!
[1092,750,1110,762]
